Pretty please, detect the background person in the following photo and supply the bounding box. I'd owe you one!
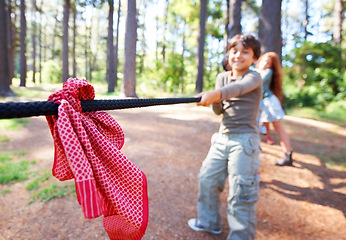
[256,51,294,166]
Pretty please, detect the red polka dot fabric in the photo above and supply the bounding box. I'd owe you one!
[46,78,148,240]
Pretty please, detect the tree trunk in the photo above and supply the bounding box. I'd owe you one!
[6,0,15,83]
[258,0,282,57]
[180,20,186,94]
[224,0,230,51]
[0,0,14,96]
[229,0,242,38]
[161,0,169,62]
[31,0,37,84]
[107,0,116,93]
[20,0,27,87]
[333,0,344,44]
[72,4,77,77]
[138,2,147,74]
[38,0,43,83]
[62,0,70,82]
[122,0,137,97]
[114,0,121,88]
[51,11,58,60]
[303,0,309,40]
[195,0,208,93]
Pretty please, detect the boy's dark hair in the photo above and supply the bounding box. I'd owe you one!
[228,34,261,59]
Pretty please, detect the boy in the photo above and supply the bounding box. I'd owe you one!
[188,34,262,240]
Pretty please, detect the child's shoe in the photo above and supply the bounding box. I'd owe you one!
[266,137,275,145]
[187,219,222,235]
[275,151,293,166]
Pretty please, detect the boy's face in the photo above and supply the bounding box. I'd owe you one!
[228,42,257,76]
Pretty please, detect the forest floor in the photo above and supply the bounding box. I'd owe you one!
[0,101,346,240]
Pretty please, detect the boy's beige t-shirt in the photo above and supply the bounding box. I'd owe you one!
[212,70,262,134]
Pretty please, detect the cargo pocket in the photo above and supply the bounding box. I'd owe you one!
[236,175,260,203]
[243,137,260,156]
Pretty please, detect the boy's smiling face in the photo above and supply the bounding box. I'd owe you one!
[228,41,257,77]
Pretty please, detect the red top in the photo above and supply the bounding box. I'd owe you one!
[46,78,148,240]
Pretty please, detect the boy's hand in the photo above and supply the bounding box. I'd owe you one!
[196,90,221,106]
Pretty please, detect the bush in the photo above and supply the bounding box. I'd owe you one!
[283,41,345,110]
[323,100,346,122]
[41,60,62,84]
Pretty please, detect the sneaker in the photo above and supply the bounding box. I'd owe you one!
[187,218,222,235]
[266,137,275,145]
[275,151,293,166]
[260,125,267,135]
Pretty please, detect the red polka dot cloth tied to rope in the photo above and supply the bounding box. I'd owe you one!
[46,78,148,240]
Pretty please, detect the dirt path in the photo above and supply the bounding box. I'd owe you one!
[0,104,345,240]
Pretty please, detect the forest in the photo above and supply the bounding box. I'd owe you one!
[0,0,345,121]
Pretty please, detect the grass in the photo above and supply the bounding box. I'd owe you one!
[0,153,11,163]
[0,160,33,184]
[1,189,11,195]
[0,150,75,202]
[29,183,75,203]
[286,107,346,126]
[26,171,52,191]
[0,119,30,131]
[0,135,10,142]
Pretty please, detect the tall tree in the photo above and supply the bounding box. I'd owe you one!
[258,0,282,57]
[6,0,15,82]
[137,1,147,74]
[62,0,70,82]
[38,0,42,83]
[229,0,242,38]
[333,0,344,44]
[20,0,27,87]
[0,0,14,96]
[303,0,311,40]
[195,0,208,93]
[31,0,37,83]
[161,0,169,62]
[72,2,77,77]
[107,0,116,93]
[224,0,230,51]
[122,0,137,97]
[114,0,121,88]
[50,10,59,60]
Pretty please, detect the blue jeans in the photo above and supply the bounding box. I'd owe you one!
[197,132,261,240]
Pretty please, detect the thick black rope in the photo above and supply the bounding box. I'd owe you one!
[0,97,201,119]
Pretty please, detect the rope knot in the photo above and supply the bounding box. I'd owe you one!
[48,78,95,113]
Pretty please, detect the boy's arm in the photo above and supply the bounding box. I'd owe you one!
[196,89,221,106]
[212,75,223,115]
[219,71,261,100]
[196,73,223,107]
[196,71,261,107]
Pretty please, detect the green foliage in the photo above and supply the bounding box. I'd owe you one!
[284,41,345,110]
[41,60,63,83]
[154,53,194,94]
[290,41,344,70]
[323,100,346,122]
[91,70,107,83]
